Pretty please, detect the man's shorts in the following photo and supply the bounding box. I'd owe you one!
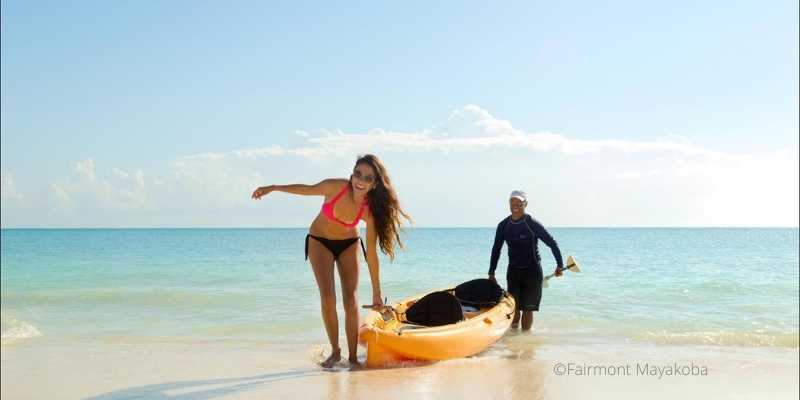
[506,265,543,312]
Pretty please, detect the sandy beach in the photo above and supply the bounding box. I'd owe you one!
[2,332,797,400]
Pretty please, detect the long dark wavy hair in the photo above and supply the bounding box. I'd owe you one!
[351,154,412,260]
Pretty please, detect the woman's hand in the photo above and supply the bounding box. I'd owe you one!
[370,292,384,309]
[554,266,563,277]
[251,185,274,200]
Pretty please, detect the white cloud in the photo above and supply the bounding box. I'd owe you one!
[74,159,96,181]
[1,173,24,204]
[112,168,129,179]
[175,106,742,162]
[2,105,797,227]
[614,170,664,180]
[158,105,796,226]
[47,159,152,212]
[51,183,73,208]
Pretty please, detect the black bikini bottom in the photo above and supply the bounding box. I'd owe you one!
[305,234,367,261]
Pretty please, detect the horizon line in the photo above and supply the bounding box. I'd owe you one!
[2,226,798,230]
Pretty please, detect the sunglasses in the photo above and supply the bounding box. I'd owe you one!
[353,169,376,184]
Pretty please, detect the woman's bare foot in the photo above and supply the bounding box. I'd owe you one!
[348,355,363,370]
[320,348,341,368]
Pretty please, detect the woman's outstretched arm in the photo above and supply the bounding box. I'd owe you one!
[251,179,340,200]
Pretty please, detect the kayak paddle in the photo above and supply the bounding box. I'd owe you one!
[542,255,581,288]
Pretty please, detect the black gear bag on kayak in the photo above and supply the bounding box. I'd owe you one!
[405,291,465,327]
[454,278,505,307]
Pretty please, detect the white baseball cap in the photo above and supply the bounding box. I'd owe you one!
[509,190,527,202]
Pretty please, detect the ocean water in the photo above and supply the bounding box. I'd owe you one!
[1,228,798,350]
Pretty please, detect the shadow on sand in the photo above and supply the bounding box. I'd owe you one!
[85,337,540,400]
[84,368,336,400]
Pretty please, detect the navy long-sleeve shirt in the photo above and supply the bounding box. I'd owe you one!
[489,214,563,275]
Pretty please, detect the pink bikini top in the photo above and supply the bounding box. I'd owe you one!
[321,184,369,228]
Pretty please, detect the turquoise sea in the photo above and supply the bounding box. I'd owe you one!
[2,228,798,349]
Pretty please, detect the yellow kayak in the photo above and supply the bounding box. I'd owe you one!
[358,284,515,368]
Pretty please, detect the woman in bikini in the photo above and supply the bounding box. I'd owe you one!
[251,154,411,368]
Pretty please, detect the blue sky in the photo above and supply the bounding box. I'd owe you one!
[2,0,798,227]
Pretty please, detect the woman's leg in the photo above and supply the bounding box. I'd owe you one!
[335,242,361,366]
[307,237,339,367]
